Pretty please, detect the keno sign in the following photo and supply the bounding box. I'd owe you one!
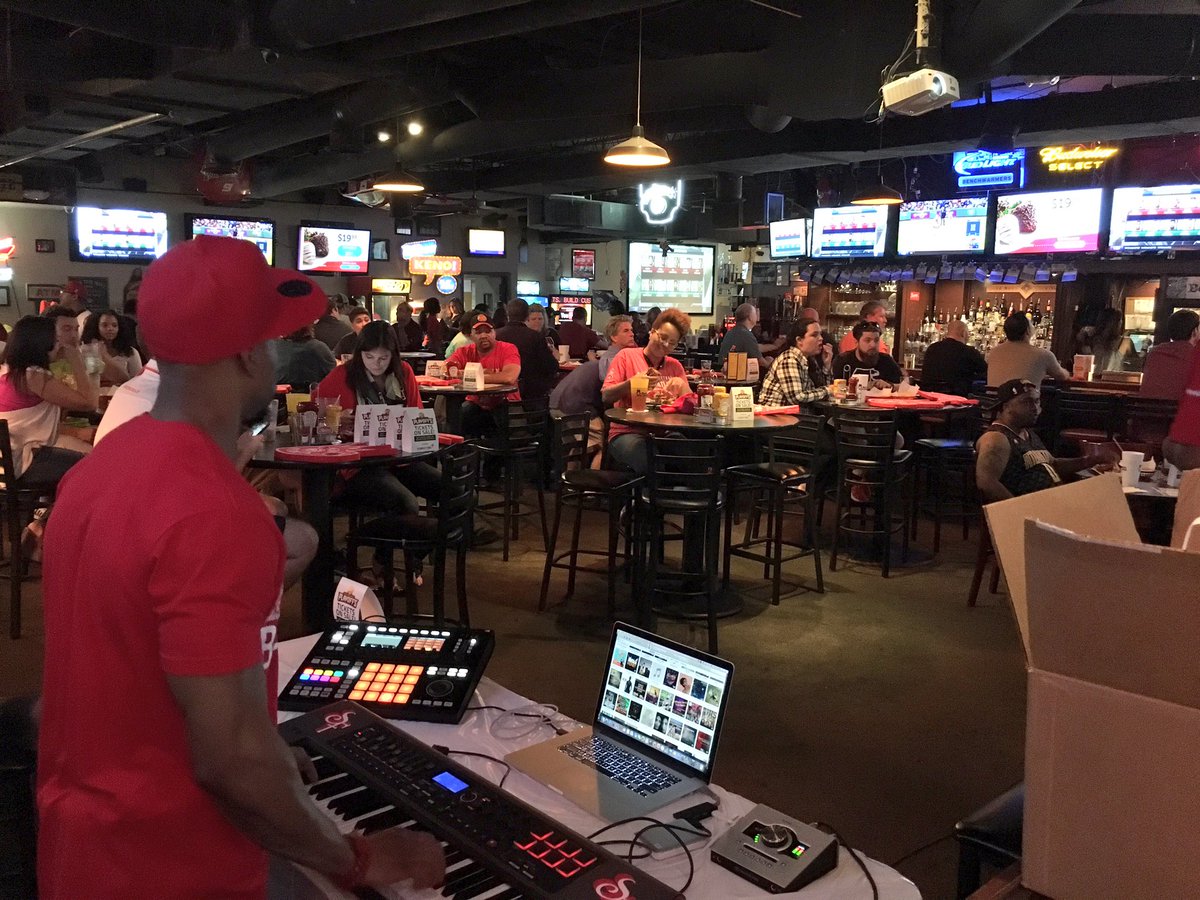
[409,255,462,285]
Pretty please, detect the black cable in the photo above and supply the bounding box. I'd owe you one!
[812,822,879,900]
[435,748,513,790]
[586,815,701,899]
[889,831,956,868]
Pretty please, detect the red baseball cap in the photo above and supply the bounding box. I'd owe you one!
[62,279,87,299]
[469,312,494,332]
[139,235,327,365]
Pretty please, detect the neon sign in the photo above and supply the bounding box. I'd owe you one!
[0,237,14,264]
[408,255,462,285]
[1038,144,1119,173]
[400,239,437,259]
[435,274,458,295]
[952,149,1026,190]
[371,278,412,294]
[637,180,684,225]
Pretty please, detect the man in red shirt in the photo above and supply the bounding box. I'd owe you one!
[601,307,692,474]
[837,300,891,354]
[38,236,444,899]
[557,305,602,359]
[445,311,521,440]
[1140,309,1199,401]
[1165,334,1200,471]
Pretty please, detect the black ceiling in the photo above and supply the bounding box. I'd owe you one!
[1,0,1198,211]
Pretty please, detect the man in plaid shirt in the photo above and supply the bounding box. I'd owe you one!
[759,319,830,408]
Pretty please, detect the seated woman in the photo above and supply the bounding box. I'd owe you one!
[314,322,442,571]
[81,309,143,385]
[0,315,96,485]
[527,303,560,349]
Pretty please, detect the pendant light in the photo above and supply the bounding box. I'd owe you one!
[370,118,425,193]
[850,182,904,205]
[604,9,670,167]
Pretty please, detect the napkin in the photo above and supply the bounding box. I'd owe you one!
[659,393,698,415]
[755,405,800,416]
[414,375,460,386]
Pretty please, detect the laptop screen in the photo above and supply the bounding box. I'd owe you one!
[594,624,734,779]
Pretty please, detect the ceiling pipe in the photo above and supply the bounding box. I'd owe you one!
[943,0,1084,77]
[250,146,397,198]
[0,0,242,49]
[358,0,677,59]
[266,0,534,51]
[206,78,452,164]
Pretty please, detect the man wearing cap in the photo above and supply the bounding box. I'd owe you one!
[53,279,92,331]
[445,311,521,440]
[37,236,444,899]
[975,379,1097,502]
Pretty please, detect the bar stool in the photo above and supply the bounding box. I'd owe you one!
[540,414,642,618]
[1052,390,1120,455]
[910,437,978,554]
[829,408,913,578]
[345,443,479,625]
[0,421,58,639]
[634,434,725,653]
[722,413,825,604]
[475,398,549,561]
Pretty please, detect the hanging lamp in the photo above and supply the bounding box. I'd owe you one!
[370,117,426,192]
[604,9,670,167]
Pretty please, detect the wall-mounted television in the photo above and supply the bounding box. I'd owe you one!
[71,206,169,263]
[186,213,274,265]
[551,295,592,326]
[297,224,371,273]
[558,276,590,293]
[627,241,715,315]
[810,205,889,258]
[768,218,810,259]
[467,228,505,256]
[1109,184,1200,254]
[516,279,541,296]
[994,188,1104,255]
[897,197,989,255]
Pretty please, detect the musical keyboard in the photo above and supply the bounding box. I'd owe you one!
[281,701,680,900]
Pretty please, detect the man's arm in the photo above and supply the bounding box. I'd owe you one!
[1045,349,1071,381]
[975,432,1013,502]
[1165,437,1200,471]
[485,344,521,384]
[168,667,445,890]
[1052,455,1098,477]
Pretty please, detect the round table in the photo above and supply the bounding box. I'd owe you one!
[247,434,437,631]
[417,383,518,433]
[604,407,799,620]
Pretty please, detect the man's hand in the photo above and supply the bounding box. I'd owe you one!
[290,746,318,784]
[663,376,690,398]
[363,829,446,891]
[234,430,265,471]
[821,344,834,370]
[872,379,893,391]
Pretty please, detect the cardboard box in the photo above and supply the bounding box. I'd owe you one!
[985,475,1200,898]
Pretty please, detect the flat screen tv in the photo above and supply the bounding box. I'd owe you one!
[186,213,274,265]
[810,205,889,258]
[297,224,371,274]
[558,276,590,293]
[994,188,1104,255]
[71,206,169,263]
[627,241,715,315]
[516,279,541,296]
[1109,184,1200,253]
[768,217,810,259]
[553,296,592,326]
[897,197,989,255]
[467,228,505,257]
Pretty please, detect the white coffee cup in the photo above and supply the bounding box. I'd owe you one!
[1167,463,1182,488]
[851,373,871,403]
[1121,450,1144,488]
[558,344,571,363]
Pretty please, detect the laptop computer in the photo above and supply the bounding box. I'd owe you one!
[506,622,734,821]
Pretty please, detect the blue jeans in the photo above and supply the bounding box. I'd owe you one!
[607,433,650,476]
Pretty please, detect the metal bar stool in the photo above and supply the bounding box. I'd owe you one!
[633,434,725,653]
[829,407,913,578]
[723,413,825,604]
[540,414,642,618]
[475,398,550,561]
[345,443,479,625]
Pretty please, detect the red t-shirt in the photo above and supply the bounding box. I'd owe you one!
[1168,343,1200,446]
[445,340,522,409]
[312,360,423,411]
[38,415,285,900]
[602,347,686,439]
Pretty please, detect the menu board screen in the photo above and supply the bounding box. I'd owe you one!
[297,225,371,273]
[187,214,274,265]
[1109,185,1200,253]
[994,188,1103,255]
[811,205,889,258]
[71,206,169,263]
[627,242,714,314]
[897,197,988,255]
[768,218,809,259]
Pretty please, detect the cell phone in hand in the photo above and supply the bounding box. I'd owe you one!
[249,418,270,437]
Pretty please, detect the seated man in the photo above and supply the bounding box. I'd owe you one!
[495,298,558,400]
[975,379,1096,502]
[1140,309,1199,401]
[550,316,636,467]
[920,319,986,396]
[831,321,904,386]
[94,361,317,588]
[1164,332,1200,471]
[758,319,830,408]
[556,306,602,360]
[601,308,692,475]
[717,303,769,369]
[332,306,372,358]
[987,312,1070,387]
[271,323,335,387]
[445,312,521,441]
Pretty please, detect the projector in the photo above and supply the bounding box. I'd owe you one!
[881,68,960,115]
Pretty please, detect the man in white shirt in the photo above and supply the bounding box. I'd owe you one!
[987,312,1070,387]
[95,361,316,587]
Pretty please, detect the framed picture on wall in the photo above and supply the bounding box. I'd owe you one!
[571,248,596,279]
[0,286,10,307]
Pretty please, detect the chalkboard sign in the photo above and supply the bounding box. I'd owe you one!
[68,275,110,313]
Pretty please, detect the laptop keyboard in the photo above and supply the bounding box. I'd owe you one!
[558,735,682,797]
